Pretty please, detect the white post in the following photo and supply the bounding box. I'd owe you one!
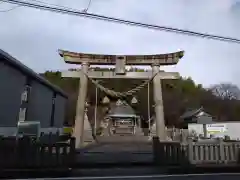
[147,82,151,135]
[203,124,207,138]
[73,62,89,148]
[152,65,166,140]
[94,82,98,136]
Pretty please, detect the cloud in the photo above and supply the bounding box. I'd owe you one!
[0,0,240,87]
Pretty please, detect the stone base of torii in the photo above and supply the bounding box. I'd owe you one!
[59,49,184,148]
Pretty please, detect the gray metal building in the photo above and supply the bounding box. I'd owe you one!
[0,49,68,136]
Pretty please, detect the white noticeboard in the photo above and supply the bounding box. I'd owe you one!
[207,124,227,134]
[18,108,26,122]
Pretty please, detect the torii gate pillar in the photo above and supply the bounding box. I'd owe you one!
[152,65,166,140]
[73,62,89,148]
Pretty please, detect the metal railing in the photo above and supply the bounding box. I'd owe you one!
[153,137,240,166]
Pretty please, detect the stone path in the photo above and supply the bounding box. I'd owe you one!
[77,130,153,164]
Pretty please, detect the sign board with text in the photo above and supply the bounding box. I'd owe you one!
[207,124,227,134]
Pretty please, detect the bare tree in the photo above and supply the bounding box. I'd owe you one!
[210,83,240,100]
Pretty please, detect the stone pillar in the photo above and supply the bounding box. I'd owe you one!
[203,124,207,138]
[73,62,89,148]
[152,65,166,140]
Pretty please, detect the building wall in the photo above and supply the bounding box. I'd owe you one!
[0,61,26,127]
[26,81,54,128]
[188,124,204,136]
[54,94,66,127]
[224,123,240,140]
[0,59,67,135]
[196,114,213,124]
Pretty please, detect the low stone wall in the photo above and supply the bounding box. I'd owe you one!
[153,136,240,166]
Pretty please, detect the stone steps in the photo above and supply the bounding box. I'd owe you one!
[77,151,153,164]
[97,127,150,143]
[83,130,95,143]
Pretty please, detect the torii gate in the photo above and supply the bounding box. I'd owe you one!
[59,50,184,147]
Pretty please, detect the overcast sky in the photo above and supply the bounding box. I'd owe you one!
[1,0,240,87]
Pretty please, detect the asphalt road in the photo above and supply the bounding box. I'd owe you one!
[5,165,240,179]
[14,173,240,180]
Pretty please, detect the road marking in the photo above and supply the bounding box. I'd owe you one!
[14,172,240,180]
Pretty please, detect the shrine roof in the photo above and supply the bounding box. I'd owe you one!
[0,49,67,98]
[107,101,137,118]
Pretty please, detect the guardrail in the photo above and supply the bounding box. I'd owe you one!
[0,135,76,169]
[153,137,240,166]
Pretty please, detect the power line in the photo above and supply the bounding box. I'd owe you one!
[0,1,19,12]
[0,0,91,13]
[30,0,76,10]
[0,5,18,12]
[29,0,88,12]
[1,0,240,44]
[29,0,93,12]
[83,0,92,12]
